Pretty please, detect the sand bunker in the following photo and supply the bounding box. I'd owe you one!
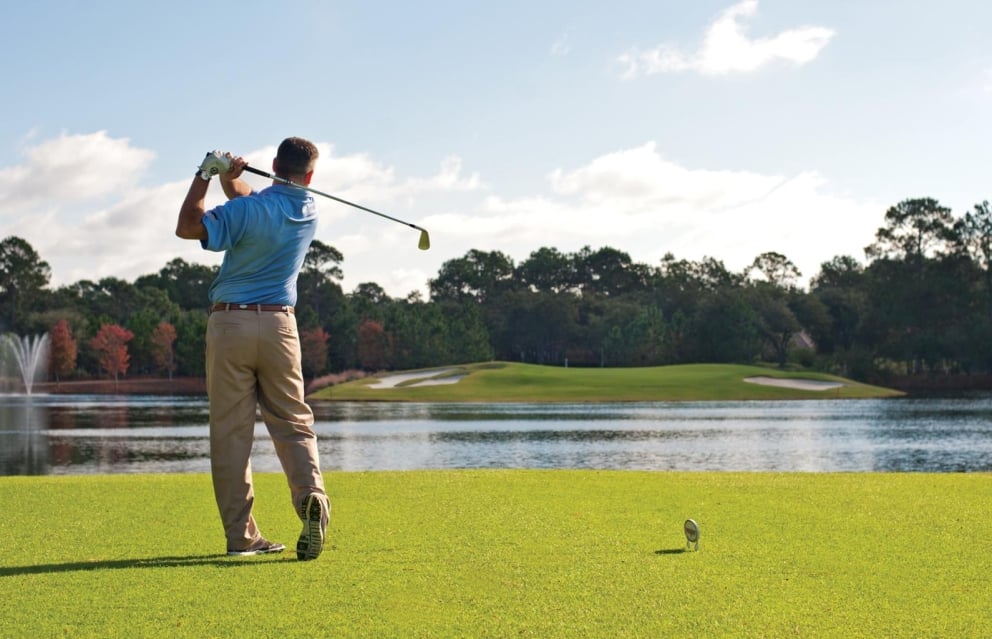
[366,368,464,389]
[368,370,841,392]
[743,376,843,391]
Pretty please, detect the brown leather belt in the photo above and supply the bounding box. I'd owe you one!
[210,303,294,314]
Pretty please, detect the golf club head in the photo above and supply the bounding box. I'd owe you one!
[418,229,431,251]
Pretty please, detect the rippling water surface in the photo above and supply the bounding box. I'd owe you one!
[1,394,991,475]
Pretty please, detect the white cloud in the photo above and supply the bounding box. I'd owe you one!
[0,130,154,207]
[0,133,487,294]
[420,143,880,289]
[255,147,484,214]
[1,131,880,296]
[619,0,835,78]
[548,142,783,210]
[406,156,483,193]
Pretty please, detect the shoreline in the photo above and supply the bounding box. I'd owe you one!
[32,377,206,396]
[21,371,992,397]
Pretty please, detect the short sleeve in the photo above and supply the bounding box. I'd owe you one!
[201,198,250,252]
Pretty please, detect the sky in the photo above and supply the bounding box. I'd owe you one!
[1,1,991,297]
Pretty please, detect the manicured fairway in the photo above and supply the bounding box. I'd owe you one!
[312,362,902,402]
[0,471,988,637]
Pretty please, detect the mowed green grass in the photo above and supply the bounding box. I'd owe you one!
[1,471,988,638]
[312,362,902,402]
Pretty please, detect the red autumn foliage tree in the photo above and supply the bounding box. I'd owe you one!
[89,323,134,386]
[48,318,78,384]
[301,326,330,380]
[150,321,177,380]
[357,319,392,371]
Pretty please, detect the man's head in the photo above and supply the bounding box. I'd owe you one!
[273,137,319,184]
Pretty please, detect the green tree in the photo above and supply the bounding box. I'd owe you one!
[865,198,958,262]
[429,250,516,304]
[498,290,579,364]
[298,240,345,320]
[0,236,51,332]
[441,302,492,364]
[954,201,992,315]
[573,246,650,297]
[383,298,446,369]
[128,307,169,374]
[749,251,801,289]
[350,282,391,323]
[173,311,207,377]
[656,254,742,319]
[862,256,972,374]
[599,303,666,366]
[810,256,869,372]
[517,247,575,293]
[689,291,760,364]
[135,258,218,311]
[747,285,802,368]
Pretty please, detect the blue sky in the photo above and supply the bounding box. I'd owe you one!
[2,1,990,296]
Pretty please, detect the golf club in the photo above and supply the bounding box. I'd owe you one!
[242,165,430,251]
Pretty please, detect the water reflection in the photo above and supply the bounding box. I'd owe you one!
[1,394,991,475]
[0,397,47,475]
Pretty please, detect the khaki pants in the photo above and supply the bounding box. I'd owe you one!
[205,308,325,549]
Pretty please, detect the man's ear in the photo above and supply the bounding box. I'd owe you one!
[303,170,314,186]
[272,158,278,172]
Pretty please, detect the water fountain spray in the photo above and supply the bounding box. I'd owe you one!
[2,334,50,395]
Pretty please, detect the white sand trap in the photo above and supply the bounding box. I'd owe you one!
[406,376,466,387]
[366,368,463,389]
[743,376,843,391]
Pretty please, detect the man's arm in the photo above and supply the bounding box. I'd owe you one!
[220,156,252,200]
[175,176,210,240]
[175,153,252,240]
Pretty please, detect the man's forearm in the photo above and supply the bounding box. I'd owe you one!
[176,176,210,240]
[218,156,252,200]
[220,176,252,200]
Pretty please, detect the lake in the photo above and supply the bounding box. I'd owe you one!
[1,394,991,475]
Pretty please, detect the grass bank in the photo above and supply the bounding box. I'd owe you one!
[0,471,987,637]
[311,362,902,402]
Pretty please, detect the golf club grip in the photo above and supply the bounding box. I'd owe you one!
[241,165,271,178]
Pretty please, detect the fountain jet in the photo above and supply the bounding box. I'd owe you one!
[2,333,50,395]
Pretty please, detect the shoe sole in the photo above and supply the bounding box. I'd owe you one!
[226,543,285,556]
[297,494,327,561]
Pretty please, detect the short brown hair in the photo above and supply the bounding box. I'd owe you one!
[274,137,319,178]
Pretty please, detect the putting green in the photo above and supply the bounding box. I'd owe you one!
[312,361,902,402]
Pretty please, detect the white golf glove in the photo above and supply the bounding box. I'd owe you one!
[197,150,232,181]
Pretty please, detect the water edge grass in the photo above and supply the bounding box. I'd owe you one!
[1,471,988,637]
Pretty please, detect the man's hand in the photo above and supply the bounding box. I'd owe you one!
[197,150,232,181]
[218,153,252,200]
[220,153,247,181]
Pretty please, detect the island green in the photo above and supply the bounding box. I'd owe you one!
[311,361,902,402]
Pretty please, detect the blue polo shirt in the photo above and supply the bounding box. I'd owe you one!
[201,184,317,306]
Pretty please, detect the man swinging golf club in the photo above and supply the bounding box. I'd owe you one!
[176,137,329,560]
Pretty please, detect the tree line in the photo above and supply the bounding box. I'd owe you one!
[2,196,991,387]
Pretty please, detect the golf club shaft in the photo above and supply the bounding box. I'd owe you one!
[241,165,427,235]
